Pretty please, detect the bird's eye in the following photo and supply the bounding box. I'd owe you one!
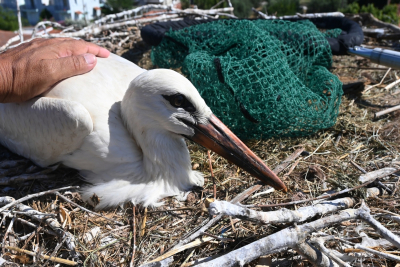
[173,95,184,107]
[162,94,196,113]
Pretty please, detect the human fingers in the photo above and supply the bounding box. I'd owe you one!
[46,38,110,58]
[43,53,98,84]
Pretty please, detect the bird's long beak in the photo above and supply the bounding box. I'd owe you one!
[185,114,287,192]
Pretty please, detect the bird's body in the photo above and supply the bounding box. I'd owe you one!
[0,53,286,209]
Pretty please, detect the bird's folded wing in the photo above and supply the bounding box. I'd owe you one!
[0,97,93,167]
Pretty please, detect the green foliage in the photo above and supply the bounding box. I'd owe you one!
[339,1,359,13]
[341,3,399,24]
[64,18,87,28]
[381,4,398,24]
[181,0,190,9]
[307,0,347,13]
[105,0,134,13]
[229,0,262,18]
[268,0,299,16]
[40,8,53,20]
[0,7,18,31]
[192,0,219,9]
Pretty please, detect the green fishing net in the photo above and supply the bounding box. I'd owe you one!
[151,19,343,139]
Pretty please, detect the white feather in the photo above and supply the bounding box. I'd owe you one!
[0,53,212,209]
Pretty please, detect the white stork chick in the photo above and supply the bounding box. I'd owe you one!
[0,53,286,209]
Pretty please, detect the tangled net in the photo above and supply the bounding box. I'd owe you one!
[151,19,343,139]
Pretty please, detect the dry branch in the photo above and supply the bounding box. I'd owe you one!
[170,148,304,250]
[375,104,400,119]
[209,197,354,224]
[195,208,358,266]
[0,187,81,257]
[5,246,77,266]
[295,241,340,267]
[357,202,400,249]
[354,244,400,262]
[309,237,351,267]
[358,167,398,183]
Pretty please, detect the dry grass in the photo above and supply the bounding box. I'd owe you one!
[1,37,400,267]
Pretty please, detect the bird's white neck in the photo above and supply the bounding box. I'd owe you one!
[135,127,193,185]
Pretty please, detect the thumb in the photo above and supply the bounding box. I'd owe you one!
[50,53,97,81]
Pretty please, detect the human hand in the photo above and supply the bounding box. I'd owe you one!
[0,38,110,103]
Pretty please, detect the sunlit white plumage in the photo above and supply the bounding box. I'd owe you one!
[0,54,212,209]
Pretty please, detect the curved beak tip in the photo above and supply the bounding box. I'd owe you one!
[184,114,287,193]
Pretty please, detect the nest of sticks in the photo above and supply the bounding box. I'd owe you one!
[1,4,400,267]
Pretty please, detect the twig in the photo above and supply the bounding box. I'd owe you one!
[357,201,400,249]
[5,246,77,266]
[255,179,376,208]
[209,197,355,225]
[310,237,351,267]
[194,208,358,266]
[83,239,119,266]
[0,192,80,257]
[202,232,234,242]
[354,244,400,262]
[2,216,15,254]
[130,206,136,267]
[170,148,304,249]
[147,207,196,213]
[15,218,57,236]
[149,236,214,263]
[0,186,79,213]
[255,167,398,208]
[207,150,216,200]
[364,68,391,93]
[55,192,124,225]
[375,104,400,119]
[296,241,340,267]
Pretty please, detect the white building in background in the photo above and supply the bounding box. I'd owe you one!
[0,0,101,25]
[46,0,101,22]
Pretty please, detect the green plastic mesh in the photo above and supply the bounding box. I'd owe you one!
[151,19,343,139]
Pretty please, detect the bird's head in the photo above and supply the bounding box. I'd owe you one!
[121,69,287,192]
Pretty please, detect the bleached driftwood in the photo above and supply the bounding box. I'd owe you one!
[295,241,339,267]
[196,201,400,266]
[309,237,351,267]
[195,208,358,266]
[252,8,344,20]
[358,13,400,34]
[354,244,400,262]
[375,104,400,119]
[171,148,305,250]
[209,197,354,224]
[357,203,400,249]
[358,167,398,183]
[94,4,170,25]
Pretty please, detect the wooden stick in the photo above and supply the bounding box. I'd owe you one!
[5,246,77,266]
[171,148,304,250]
[375,104,400,119]
[255,168,398,208]
[129,206,136,267]
[149,236,214,263]
[354,244,400,262]
[207,150,216,200]
[0,186,79,213]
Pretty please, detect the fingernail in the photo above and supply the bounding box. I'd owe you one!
[84,53,96,64]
